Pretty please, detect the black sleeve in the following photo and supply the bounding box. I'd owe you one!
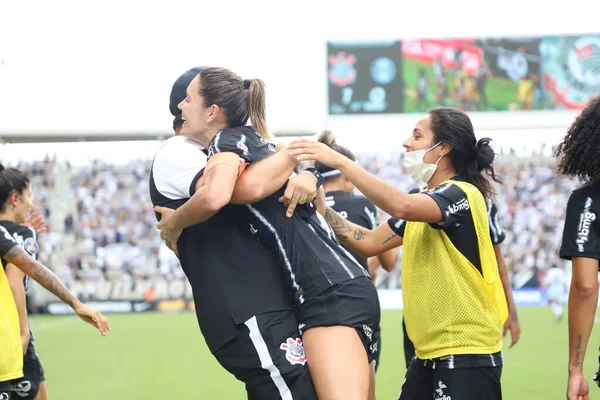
[18,226,39,259]
[349,199,379,230]
[387,218,406,237]
[424,183,471,229]
[487,201,506,245]
[207,128,253,163]
[0,225,18,259]
[559,190,600,260]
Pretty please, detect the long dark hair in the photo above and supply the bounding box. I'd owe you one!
[428,107,502,199]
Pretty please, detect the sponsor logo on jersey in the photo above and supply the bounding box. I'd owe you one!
[447,198,469,215]
[280,338,307,366]
[577,197,596,252]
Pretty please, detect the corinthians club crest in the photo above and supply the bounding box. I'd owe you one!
[280,337,307,366]
[542,35,600,109]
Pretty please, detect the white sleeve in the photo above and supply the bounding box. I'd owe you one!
[152,137,208,200]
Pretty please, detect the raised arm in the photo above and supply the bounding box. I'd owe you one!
[288,139,443,222]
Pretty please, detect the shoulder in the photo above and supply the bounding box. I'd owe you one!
[154,136,207,167]
[19,225,39,255]
[566,186,600,214]
[208,127,275,160]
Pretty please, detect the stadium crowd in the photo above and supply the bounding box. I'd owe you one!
[13,146,576,303]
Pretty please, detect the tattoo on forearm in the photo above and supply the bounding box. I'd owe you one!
[323,208,352,241]
[573,334,583,369]
[7,247,76,308]
[354,229,365,240]
[382,234,397,244]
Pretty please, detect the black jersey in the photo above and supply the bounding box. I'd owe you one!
[207,127,370,306]
[560,183,600,262]
[0,225,18,259]
[325,190,379,271]
[0,221,39,290]
[388,177,506,274]
[149,136,294,353]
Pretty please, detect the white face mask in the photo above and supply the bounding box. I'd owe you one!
[403,142,443,183]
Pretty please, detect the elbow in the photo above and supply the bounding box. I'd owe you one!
[204,191,232,213]
[245,182,267,204]
[383,255,399,272]
[389,197,410,220]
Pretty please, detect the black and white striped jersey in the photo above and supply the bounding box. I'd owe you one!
[325,190,379,271]
[0,220,39,290]
[207,127,370,306]
[149,135,294,353]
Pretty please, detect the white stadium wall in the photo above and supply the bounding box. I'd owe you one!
[0,0,596,144]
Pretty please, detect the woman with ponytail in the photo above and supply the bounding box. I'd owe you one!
[155,67,382,400]
[288,107,509,400]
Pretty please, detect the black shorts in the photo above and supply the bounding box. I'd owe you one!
[402,316,416,368]
[0,380,12,400]
[213,310,317,400]
[399,359,502,400]
[10,335,45,400]
[297,276,381,364]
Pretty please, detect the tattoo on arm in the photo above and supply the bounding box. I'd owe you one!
[323,208,352,241]
[382,234,397,244]
[354,229,365,240]
[6,247,76,308]
[573,334,583,369]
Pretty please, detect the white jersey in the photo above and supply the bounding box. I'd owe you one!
[545,268,567,287]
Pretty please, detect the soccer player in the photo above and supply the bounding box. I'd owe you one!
[150,67,319,399]
[0,165,110,400]
[555,94,600,400]
[400,196,521,367]
[314,130,397,372]
[288,106,508,399]
[156,67,381,400]
[543,264,568,323]
[1,168,48,400]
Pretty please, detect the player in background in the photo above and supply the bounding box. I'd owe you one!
[314,130,397,373]
[0,165,110,400]
[543,264,568,323]
[0,168,49,400]
[151,67,319,399]
[288,106,508,399]
[315,130,398,277]
[555,94,600,400]
[156,67,381,400]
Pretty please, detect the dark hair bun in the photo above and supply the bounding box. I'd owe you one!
[317,130,337,147]
[474,138,495,172]
[0,164,5,173]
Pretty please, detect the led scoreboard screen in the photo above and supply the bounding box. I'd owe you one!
[327,41,403,115]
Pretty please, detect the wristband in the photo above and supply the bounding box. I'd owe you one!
[302,167,324,189]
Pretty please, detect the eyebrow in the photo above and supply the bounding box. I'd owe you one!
[413,128,422,133]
